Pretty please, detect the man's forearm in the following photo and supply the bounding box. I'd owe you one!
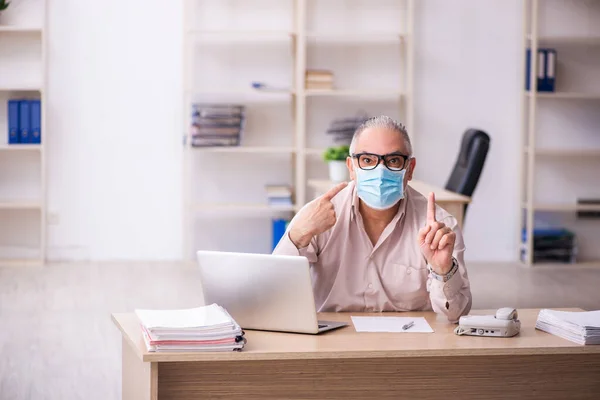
[288,227,313,249]
[428,272,472,323]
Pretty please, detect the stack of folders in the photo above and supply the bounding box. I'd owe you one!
[326,114,370,144]
[535,309,600,345]
[135,303,246,352]
[305,69,334,90]
[266,185,293,207]
[7,99,42,144]
[190,104,245,147]
[525,48,556,92]
[521,228,576,264]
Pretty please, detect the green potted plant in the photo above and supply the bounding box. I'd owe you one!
[323,145,350,182]
[0,0,10,15]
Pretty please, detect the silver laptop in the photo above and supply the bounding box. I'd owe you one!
[196,250,347,334]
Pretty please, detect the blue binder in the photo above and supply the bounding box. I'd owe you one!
[29,100,42,144]
[544,49,556,92]
[525,48,546,92]
[18,100,31,144]
[8,100,20,144]
[272,219,289,251]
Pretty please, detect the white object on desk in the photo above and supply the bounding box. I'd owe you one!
[351,316,434,333]
[535,309,600,345]
[454,308,521,338]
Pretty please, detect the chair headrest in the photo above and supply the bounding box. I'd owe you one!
[458,129,490,166]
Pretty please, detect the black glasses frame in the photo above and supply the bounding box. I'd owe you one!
[351,152,411,171]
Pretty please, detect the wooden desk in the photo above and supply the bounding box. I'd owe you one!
[113,308,600,400]
[308,179,471,229]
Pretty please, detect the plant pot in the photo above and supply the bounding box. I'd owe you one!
[328,160,349,183]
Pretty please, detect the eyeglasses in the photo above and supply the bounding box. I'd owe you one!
[351,152,410,171]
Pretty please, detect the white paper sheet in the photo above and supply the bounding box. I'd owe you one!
[351,316,434,333]
[135,303,233,329]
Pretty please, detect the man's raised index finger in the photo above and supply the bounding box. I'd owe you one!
[323,181,348,201]
[427,192,437,223]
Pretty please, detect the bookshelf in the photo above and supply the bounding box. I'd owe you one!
[182,0,413,259]
[0,0,47,266]
[520,0,600,267]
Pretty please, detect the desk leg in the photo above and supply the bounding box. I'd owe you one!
[122,338,158,400]
[439,202,464,230]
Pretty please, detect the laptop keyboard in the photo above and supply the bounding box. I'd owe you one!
[318,324,328,328]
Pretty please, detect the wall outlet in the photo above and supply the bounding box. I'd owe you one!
[47,212,60,225]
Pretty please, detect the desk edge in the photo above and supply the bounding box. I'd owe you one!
[112,313,145,362]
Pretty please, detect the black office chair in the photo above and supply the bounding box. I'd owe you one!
[445,129,491,218]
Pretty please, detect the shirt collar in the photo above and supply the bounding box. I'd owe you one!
[350,180,409,222]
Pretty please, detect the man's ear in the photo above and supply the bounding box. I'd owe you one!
[406,158,416,181]
[346,156,356,181]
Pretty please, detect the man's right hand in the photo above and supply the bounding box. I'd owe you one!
[289,181,348,249]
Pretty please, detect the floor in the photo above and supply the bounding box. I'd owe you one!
[1,261,599,399]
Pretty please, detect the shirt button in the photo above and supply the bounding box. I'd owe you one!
[368,283,373,289]
[406,269,412,275]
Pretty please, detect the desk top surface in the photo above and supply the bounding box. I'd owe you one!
[308,179,471,204]
[112,308,600,363]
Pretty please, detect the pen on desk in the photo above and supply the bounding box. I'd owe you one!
[402,321,415,331]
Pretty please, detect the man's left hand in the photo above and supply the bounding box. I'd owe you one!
[417,192,456,274]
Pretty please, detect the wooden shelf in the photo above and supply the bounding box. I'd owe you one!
[194,203,297,213]
[522,203,600,212]
[0,201,42,210]
[0,145,42,151]
[524,147,600,157]
[0,258,44,267]
[525,91,600,99]
[0,86,42,92]
[305,89,403,97]
[527,35,600,45]
[187,30,295,40]
[0,26,43,33]
[305,148,325,156]
[192,146,295,154]
[188,89,294,96]
[305,32,405,42]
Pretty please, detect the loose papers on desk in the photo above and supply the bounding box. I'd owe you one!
[351,316,434,333]
[535,309,600,345]
[135,303,246,352]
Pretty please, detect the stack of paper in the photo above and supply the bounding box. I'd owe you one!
[535,309,600,345]
[135,303,246,352]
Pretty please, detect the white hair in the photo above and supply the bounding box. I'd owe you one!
[349,115,413,156]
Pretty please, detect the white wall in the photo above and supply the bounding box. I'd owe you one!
[40,0,597,263]
[413,0,523,261]
[46,0,183,260]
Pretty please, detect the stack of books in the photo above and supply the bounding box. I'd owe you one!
[521,228,577,263]
[326,114,370,144]
[135,303,246,352]
[266,185,293,208]
[305,70,334,91]
[190,104,245,147]
[536,309,600,345]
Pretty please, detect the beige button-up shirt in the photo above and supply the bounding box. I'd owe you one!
[273,180,472,323]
